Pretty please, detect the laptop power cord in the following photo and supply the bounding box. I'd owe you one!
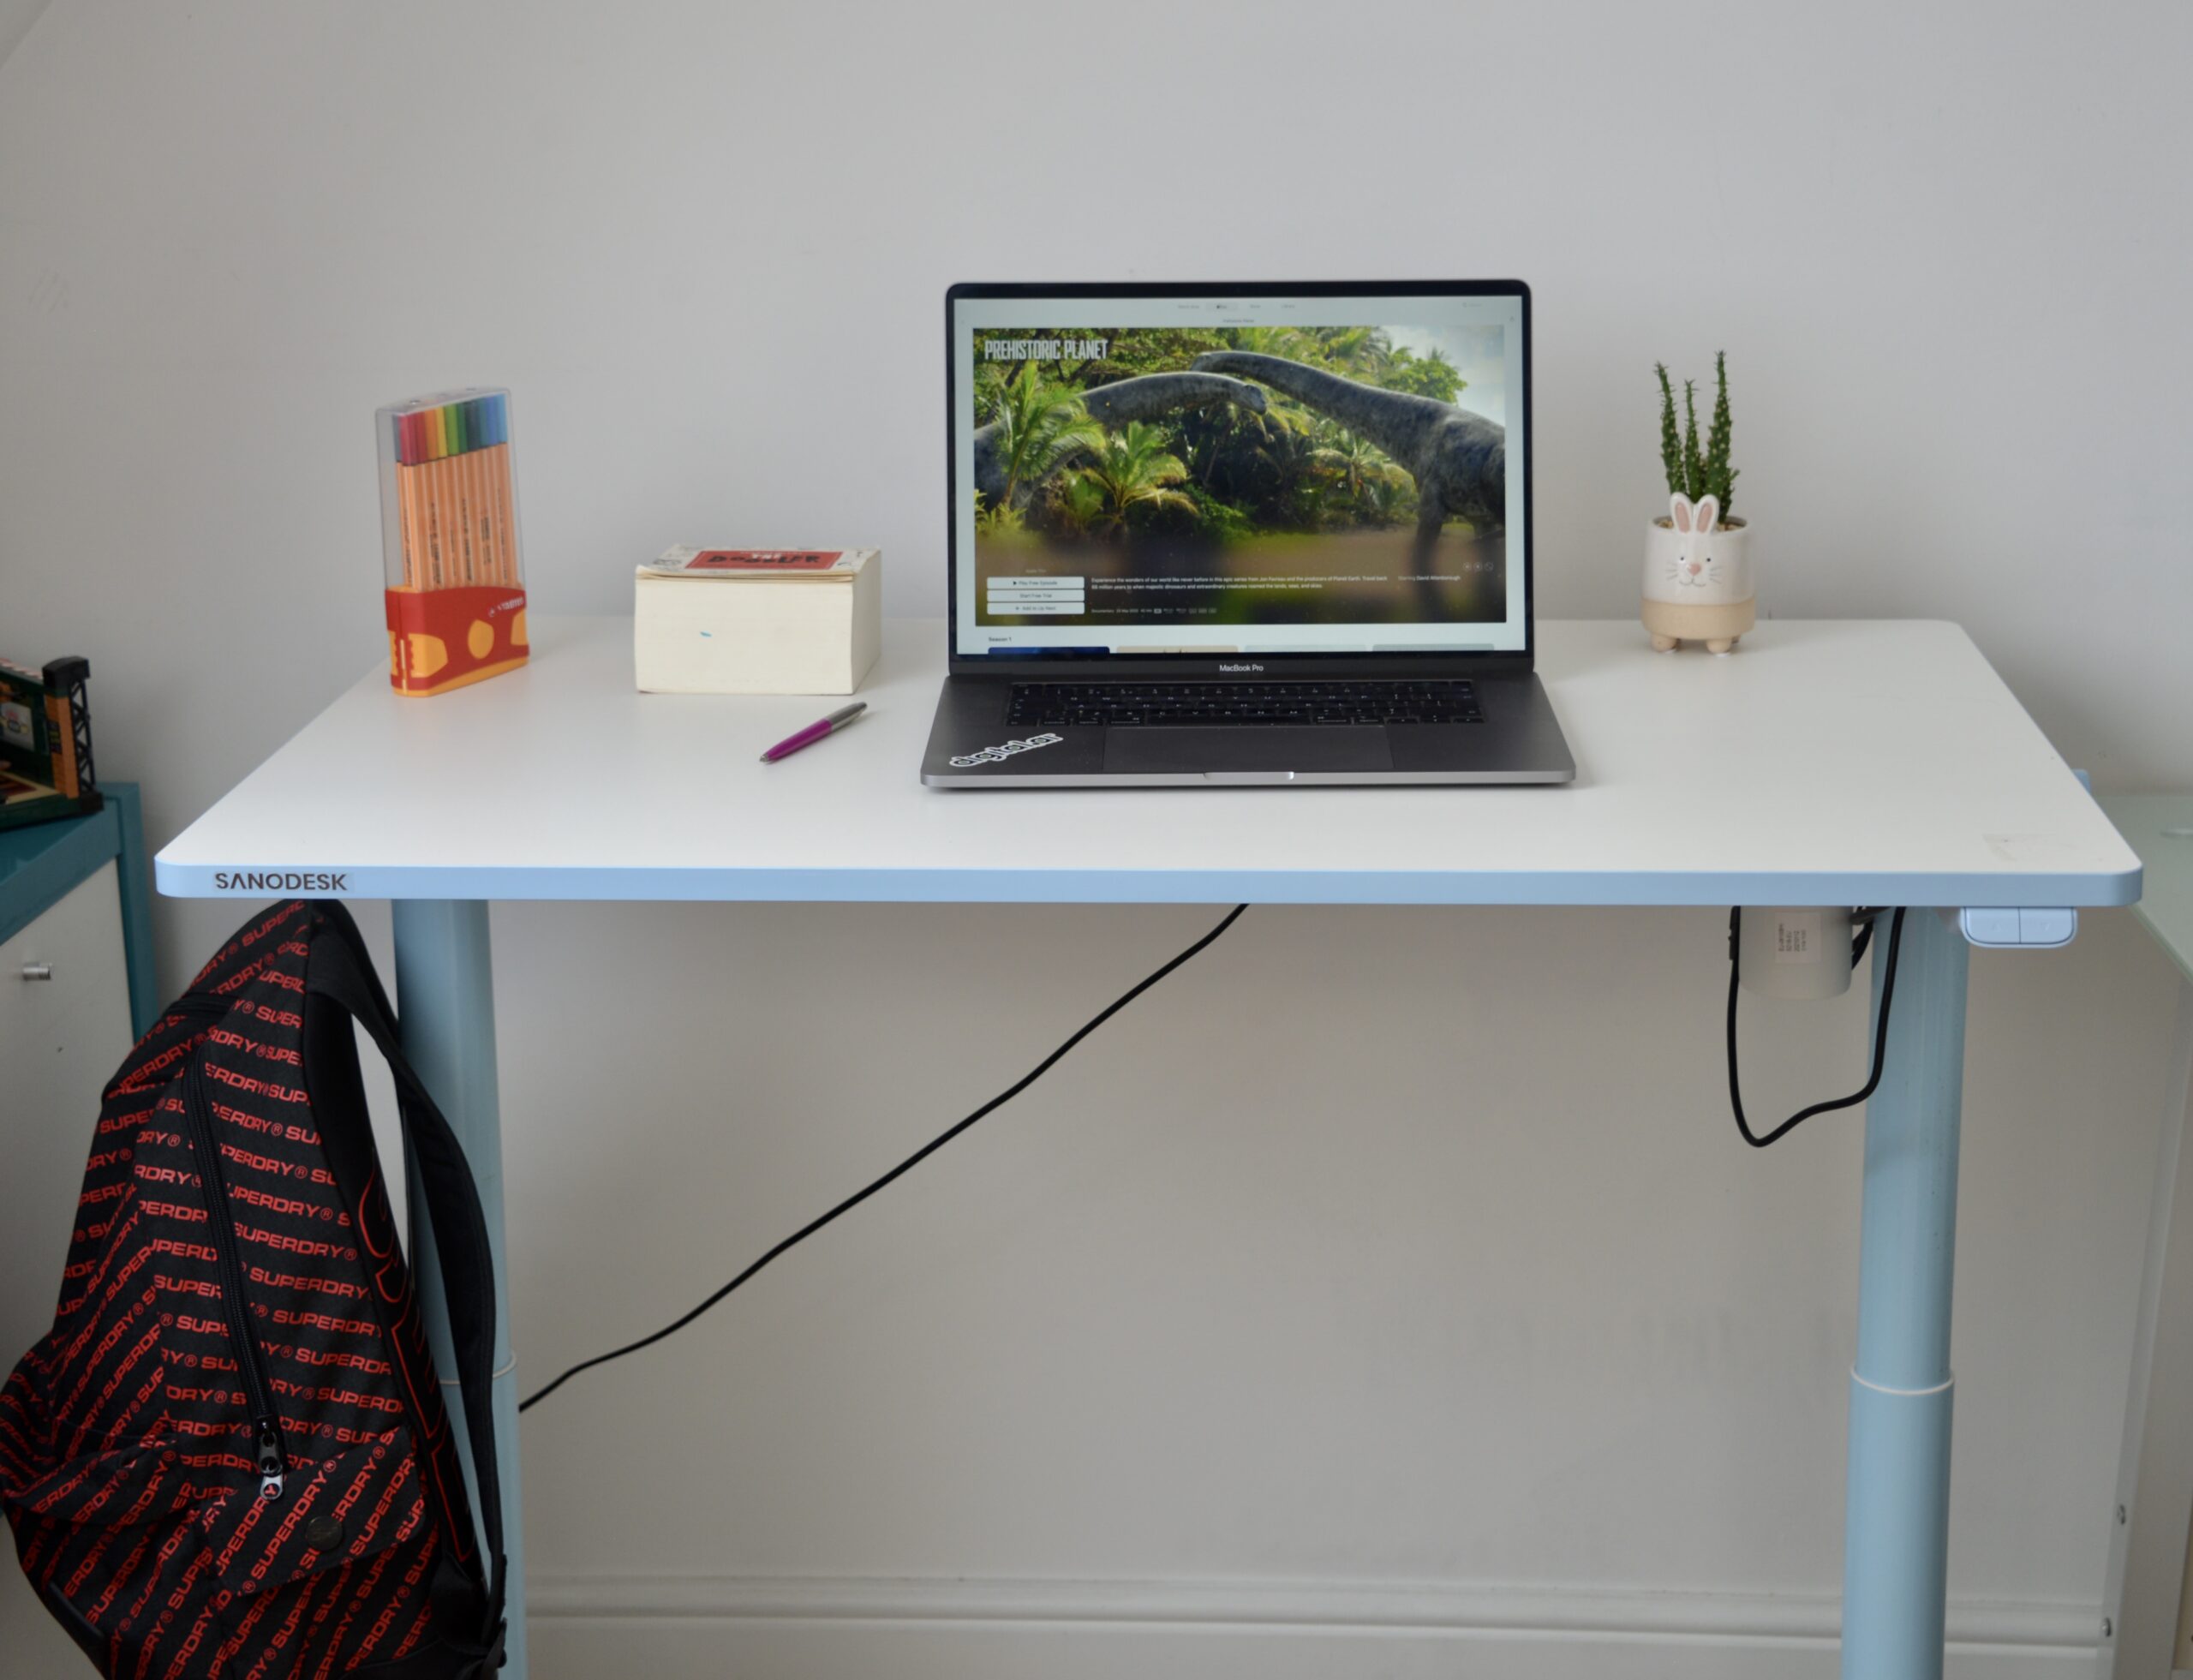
[519,900,1897,1411]
[1726,906,1907,1149]
[519,903,1250,1413]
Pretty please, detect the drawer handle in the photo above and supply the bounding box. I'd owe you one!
[20,962,52,981]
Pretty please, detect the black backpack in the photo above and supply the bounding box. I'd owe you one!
[3,900,506,1677]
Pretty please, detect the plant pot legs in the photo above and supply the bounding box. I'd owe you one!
[1640,596,1756,655]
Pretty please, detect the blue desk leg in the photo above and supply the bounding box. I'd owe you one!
[391,900,527,1680]
[1842,907,1969,1679]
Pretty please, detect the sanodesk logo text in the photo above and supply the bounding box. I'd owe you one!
[212,870,351,893]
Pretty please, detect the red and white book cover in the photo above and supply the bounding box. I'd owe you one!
[641,546,875,578]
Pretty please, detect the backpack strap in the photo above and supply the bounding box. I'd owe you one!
[304,907,507,1669]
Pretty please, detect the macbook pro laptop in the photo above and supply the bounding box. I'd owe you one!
[922,280,1574,786]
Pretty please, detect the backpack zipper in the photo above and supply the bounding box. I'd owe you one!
[181,1052,290,1499]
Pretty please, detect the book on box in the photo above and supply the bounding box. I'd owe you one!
[634,547,881,695]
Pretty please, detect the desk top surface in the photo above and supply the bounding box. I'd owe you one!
[2099,796,2193,981]
[157,617,2140,909]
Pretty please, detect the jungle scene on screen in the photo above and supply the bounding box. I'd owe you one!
[971,323,1510,630]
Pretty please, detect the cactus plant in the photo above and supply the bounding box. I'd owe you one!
[1653,352,1738,521]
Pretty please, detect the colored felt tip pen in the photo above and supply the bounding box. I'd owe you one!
[761,702,867,763]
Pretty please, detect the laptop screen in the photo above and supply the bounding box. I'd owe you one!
[948,284,1528,661]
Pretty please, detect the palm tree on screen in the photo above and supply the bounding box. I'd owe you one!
[1074,422,1195,533]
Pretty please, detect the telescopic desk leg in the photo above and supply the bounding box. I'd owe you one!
[392,900,526,1680]
[2100,978,2193,1677]
[1842,907,1969,1680]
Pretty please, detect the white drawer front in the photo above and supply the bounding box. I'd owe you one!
[0,866,144,1680]
[1,860,137,1348]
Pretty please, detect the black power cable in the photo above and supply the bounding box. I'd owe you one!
[520,903,1251,1413]
[1726,906,1907,1149]
[1848,912,1878,969]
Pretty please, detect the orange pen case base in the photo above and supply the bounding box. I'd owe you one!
[385,584,529,697]
[375,387,529,697]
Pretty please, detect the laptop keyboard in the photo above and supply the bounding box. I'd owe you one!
[1004,679,1484,728]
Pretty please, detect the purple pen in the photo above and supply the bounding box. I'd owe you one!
[760,702,867,762]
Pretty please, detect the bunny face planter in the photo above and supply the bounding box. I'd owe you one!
[1643,492,1754,654]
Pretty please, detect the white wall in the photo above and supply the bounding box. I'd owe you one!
[3,2,2190,1674]
[0,1,47,69]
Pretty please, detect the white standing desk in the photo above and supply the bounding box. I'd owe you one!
[158,617,2142,1680]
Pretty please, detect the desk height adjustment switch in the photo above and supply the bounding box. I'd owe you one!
[1960,907,2076,948]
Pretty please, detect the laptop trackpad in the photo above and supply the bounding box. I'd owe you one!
[1102,726,1393,776]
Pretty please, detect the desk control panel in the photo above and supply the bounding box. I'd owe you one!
[1961,906,2077,948]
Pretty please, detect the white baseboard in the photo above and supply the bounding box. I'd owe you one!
[527,1572,2102,1679]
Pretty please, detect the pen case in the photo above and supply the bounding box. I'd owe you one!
[376,388,529,697]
